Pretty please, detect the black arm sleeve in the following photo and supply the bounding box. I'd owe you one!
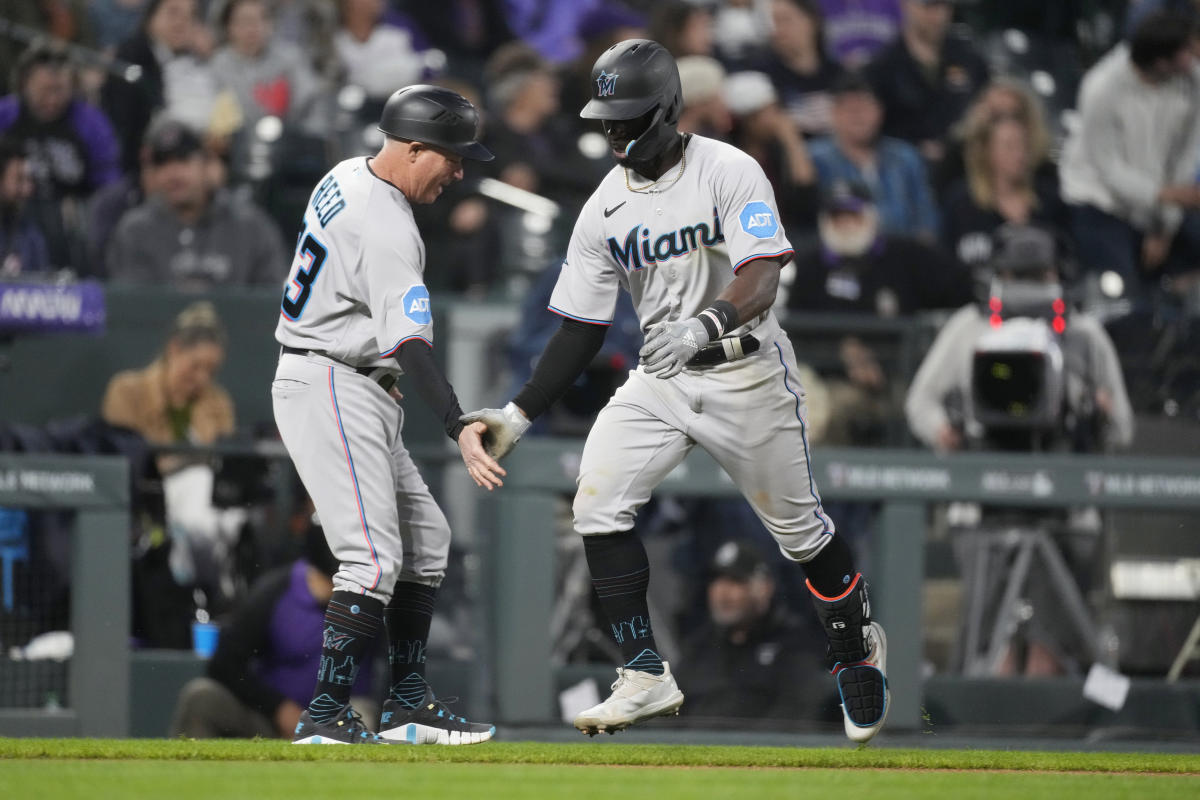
[206,566,293,719]
[393,339,466,441]
[513,317,608,419]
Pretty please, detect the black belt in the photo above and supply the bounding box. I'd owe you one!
[281,346,398,392]
[686,334,760,367]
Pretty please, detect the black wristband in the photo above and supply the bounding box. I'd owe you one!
[698,299,738,339]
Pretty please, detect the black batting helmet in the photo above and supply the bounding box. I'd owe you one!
[378,84,494,161]
[580,39,682,168]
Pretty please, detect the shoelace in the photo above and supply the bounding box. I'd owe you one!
[426,694,468,724]
[342,707,381,741]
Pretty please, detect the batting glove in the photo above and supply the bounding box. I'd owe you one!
[459,402,531,459]
[639,318,710,379]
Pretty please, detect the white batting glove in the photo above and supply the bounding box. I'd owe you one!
[458,402,531,459]
[639,318,710,379]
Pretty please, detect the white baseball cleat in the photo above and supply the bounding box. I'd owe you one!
[573,661,685,736]
[833,621,889,743]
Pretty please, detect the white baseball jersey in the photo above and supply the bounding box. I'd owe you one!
[275,157,434,369]
[556,135,837,558]
[272,157,450,602]
[549,135,793,333]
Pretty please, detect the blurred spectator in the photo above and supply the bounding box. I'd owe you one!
[712,0,772,65]
[786,179,970,444]
[106,117,287,288]
[724,71,819,238]
[334,0,431,102]
[941,97,1067,275]
[85,139,163,276]
[818,0,903,68]
[676,55,733,139]
[649,1,716,59]
[89,0,151,52]
[1059,11,1200,298]
[208,0,323,138]
[0,42,121,271]
[169,523,378,739]
[482,43,597,209]
[808,72,939,239]
[865,0,989,166]
[0,1,96,94]
[0,43,121,200]
[0,141,51,277]
[905,224,1133,455]
[677,540,830,724]
[759,0,845,137]
[101,299,234,455]
[787,179,971,314]
[268,0,340,77]
[937,78,1055,192]
[102,0,218,173]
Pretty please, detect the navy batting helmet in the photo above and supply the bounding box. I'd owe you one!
[378,85,494,161]
[581,39,682,168]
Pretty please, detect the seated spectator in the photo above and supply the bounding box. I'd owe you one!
[865,0,989,167]
[649,1,715,60]
[712,0,772,66]
[1059,11,1200,299]
[335,0,430,102]
[0,42,121,271]
[169,523,378,738]
[678,540,830,724]
[758,0,845,137]
[724,71,819,238]
[101,300,234,461]
[481,43,599,209]
[0,141,51,277]
[102,0,218,173]
[676,56,733,140]
[106,117,287,288]
[936,77,1055,192]
[0,0,96,95]
[808,72,939,239]
[941,102,1067,276]
[818,0,903,69]
[209,0,323,138]
[786,179,970,444]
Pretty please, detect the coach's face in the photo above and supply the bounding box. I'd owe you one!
[409,143,464,204]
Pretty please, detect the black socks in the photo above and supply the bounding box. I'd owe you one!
[308,591,383,722]
[801,533,857,598]
[582,531,664,676]
[385,581,439,707]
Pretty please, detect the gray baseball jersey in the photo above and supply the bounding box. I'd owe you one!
[553,135,836,558]
[272,157,450,601]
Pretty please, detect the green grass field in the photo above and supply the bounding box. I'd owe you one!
[2,739,1197,800]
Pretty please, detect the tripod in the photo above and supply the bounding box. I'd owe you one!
[958,521,1107,676]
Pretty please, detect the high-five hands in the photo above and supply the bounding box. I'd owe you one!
[639,318,710,379]
[456,421,506,490]
[459,402,532,460]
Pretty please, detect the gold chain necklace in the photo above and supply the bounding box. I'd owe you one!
[624,140,687,194]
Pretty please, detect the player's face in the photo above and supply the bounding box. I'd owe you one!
[602,109,655,160]
[411,144,464,204]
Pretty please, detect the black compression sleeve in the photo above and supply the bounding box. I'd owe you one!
[393,340,466,441]
[513,317,608,419]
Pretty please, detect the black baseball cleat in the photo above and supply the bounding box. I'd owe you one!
[292,704,384,745]
[378,681,495,745]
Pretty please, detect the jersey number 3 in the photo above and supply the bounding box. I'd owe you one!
[281,225,328,320]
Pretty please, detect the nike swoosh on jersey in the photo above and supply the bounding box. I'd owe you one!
[604,201,627,218]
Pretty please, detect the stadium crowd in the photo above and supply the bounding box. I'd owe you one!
[2,0,1200,732]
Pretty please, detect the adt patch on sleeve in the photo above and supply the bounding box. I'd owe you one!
[402,284,432,324]
[739,201,779,239]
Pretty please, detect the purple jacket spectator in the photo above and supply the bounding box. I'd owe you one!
[0,96,122,198]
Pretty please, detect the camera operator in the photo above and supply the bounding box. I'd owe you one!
[904,224,1133,676]
[905,224,1133,455]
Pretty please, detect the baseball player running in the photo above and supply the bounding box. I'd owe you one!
[463,40,889,743]
[273,85,505,745]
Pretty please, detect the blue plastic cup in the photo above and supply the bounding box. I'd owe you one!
[192,621,219,658]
